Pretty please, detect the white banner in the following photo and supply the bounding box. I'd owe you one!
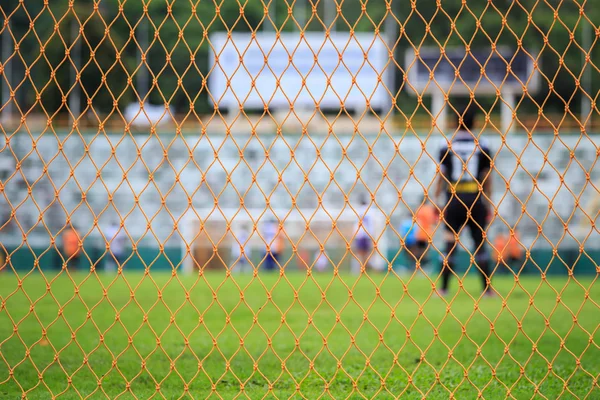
[208,32,391,110]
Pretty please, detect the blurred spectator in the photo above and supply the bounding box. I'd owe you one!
[104,221,126,272]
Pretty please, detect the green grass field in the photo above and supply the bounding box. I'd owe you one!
[0,271,599,399]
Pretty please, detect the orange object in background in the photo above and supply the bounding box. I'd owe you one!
[415,203,438,242]
[493,230,523,262]
[274,228,285,254]
[62,227,80,258]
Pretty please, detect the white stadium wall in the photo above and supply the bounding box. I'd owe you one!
[0,133,598,253]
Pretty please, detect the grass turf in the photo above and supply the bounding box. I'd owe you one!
[0,271,599,399]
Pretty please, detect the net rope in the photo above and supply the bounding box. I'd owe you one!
[0,0,599,398]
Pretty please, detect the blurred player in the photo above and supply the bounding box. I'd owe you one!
[231,222,252,273]
[104,220,126,272]
[62,224,80,270]
[262,217,283,272]
[434,105,494,297]
[413,196,439,269]
[352,195,373,274]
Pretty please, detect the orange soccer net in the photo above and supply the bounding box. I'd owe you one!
[0,0,599,398]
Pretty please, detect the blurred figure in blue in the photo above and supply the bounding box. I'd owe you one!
[262,218,283,272]
[397,219,417,272]
[352,195,374,274]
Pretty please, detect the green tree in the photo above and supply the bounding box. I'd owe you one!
[2,0,598,120]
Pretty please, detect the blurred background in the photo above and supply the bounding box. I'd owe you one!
[0,0,599,274]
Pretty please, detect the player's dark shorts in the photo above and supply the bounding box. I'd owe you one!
[355,237,372,252]
[443,194,488,233]
[264,252,279,271]
[415,239,428,249]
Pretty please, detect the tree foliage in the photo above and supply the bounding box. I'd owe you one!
[1,0,597,118]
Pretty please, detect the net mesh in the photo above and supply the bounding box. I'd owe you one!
[0,0,599,398]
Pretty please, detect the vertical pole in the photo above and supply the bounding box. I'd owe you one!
[69,18,81,124]
[137,17,149,101]
[1,19,13,126]
[268,0,277,30]
[432,90,447,134]
[296,0,307,30]
[582,21,592,131]
[325,0,336,32]
[383,0,398,118]
[182,217,193,274]
[501,91,515,135]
